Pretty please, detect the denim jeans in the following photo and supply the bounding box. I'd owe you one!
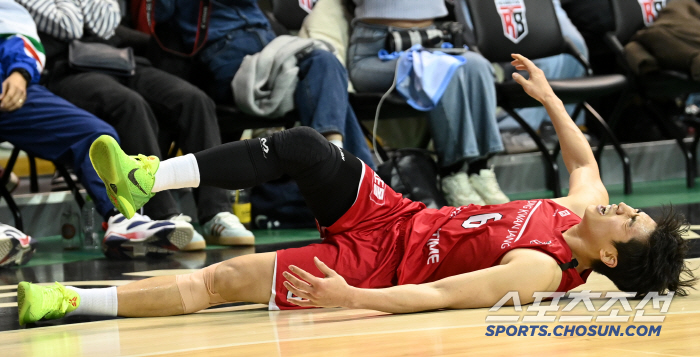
[348,21,503,167]
[198,28,375,168]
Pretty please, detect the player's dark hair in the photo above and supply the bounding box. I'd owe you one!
[591,206,696,298]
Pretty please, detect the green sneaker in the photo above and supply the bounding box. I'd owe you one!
[89,135,159,219]
[17,282,80,325]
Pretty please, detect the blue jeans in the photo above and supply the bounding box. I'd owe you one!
[497,0,589,130]
[348,21,503,167]
[0,85,119,218]
[198,28,375,168]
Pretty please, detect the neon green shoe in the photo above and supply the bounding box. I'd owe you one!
[89,135,159,219]
[17,282,80,325]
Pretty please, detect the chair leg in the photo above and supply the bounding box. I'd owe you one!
[594,90,630,163]
[1,148,20,189]
[28,155,39,193]
[584,102,632,195]
[56,164,85,209]
[503,107,562,197]
[646,102,696,188]
[358,120,390,162]
[0,184,23,231]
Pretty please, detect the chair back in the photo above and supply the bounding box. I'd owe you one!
[609,0,675,45]
[271,0,312,30]
[463,0,565,62]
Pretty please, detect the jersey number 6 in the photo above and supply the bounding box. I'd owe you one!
[462,213,503,229]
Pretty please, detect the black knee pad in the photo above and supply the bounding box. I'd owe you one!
[271,127,333,173]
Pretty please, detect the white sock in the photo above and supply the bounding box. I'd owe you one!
[65,286,118,317]
[152,153,200,192]
[329,139,343,149]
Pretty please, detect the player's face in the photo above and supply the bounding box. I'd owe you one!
[583,202,656,245]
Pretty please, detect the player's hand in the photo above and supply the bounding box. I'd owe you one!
[0,72,28,112]
[283,257,351,308]
[510,54,556,104]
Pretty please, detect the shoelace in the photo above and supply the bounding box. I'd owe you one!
[170,214,193,223]
[44,283,71,315]
[215,212,241,226]
[133,154,157,176]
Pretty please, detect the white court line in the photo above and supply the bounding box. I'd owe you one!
[0,280,135,291]
[0,303,15,308]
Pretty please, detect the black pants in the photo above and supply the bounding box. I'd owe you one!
[195,127,363,227]
[48,62,230,222]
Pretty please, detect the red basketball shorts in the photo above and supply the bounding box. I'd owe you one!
[269,163,425,310]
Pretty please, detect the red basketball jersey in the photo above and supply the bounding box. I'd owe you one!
[397,199,591,292]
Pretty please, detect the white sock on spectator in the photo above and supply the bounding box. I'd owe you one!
[152,154,200,192]
[329,139,343,149]
[65,286,118,317]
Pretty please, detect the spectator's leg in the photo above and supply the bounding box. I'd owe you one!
[131,66,230,223]
[48,71,179,220]
[347,22,397,92]
[0,85,117,219]
[295,49,375,168]
[427,52,502,169]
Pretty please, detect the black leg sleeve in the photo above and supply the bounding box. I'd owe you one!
[194,127,363,226]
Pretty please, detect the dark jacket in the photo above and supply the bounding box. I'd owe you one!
[625,0,700,80]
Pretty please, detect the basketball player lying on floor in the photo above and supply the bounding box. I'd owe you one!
[17,55,694,325]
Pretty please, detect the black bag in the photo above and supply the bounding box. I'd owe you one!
[376,149,448,209]
[68,40,136,76]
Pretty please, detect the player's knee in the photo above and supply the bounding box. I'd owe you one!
[272,127,332,168]
[175,263,226,314]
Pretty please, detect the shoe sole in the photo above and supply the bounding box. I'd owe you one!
[17,282,33,326]
[181,240,207,251]
[205,235,255,246]
[103,223,194,259]
[0,238,36,267]
[89,136,136,219]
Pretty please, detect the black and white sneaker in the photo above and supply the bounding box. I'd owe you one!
[102,213,194,259]
[0,223,36,267]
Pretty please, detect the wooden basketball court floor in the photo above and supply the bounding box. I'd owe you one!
[2,199,700,356]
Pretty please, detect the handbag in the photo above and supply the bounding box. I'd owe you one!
[68,40,136,76]
[376,149,448,209]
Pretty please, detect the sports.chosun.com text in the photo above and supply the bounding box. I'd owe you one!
[485,324,661,337]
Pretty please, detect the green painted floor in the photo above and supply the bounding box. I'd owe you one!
[20,177,700,268]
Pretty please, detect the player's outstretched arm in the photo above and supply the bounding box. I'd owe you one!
[510,54,608,214]
[284,251,561,313]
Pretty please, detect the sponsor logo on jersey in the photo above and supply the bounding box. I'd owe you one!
[495,0,529,44]
[638,0,666,26]
[558,210,571,217]
[370,172,386,205]
[287,290,301,300]
[299,0,318,13]
[529,239,552,245]
[501,200,541,249]
[426,229,441,264]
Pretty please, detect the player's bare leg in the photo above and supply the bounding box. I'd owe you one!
[116,252,275,317]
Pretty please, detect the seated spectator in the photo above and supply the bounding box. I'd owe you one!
[142,0,375,168]
[347,0,509,206]
[0,0,193,260]
[17,0,254,251]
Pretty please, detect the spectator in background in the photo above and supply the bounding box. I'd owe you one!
[144,0,375,168]
[0,0,194,261]
[16,0,255,252]
[347,0,509,207]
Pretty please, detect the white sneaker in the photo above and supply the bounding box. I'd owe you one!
[102,213,194,259]
[202,212,255,246]
[170,214,206,251]
[0,223,35,267]
[469,168,510,205]
[441,172,485,207]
